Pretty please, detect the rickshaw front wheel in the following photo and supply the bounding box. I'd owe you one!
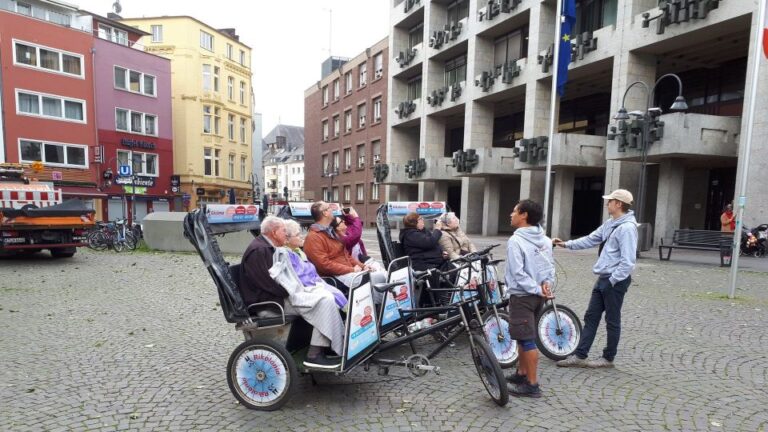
[227,338,298,411]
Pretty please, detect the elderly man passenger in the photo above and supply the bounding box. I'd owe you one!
[240,216,345,369]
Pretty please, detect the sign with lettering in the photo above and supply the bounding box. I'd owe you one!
[386,201,446,216]
[205,204,260,224]
[115,176,155,187]
[120,138,156,150]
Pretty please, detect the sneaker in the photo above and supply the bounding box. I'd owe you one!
[506,372,528,385]
[509,382,542,398]
[556,355,588,368]
[586,357,615,368]
[303,353,341,370]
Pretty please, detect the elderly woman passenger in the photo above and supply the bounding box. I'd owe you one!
[436,212,477,260]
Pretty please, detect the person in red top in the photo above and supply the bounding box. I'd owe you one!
[720,204,736,232]
[333,206,385,272]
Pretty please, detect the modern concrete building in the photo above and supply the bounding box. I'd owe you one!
[120,16,254,209]
[262,124,305,203]
[89,12,174,223]
[384,0,766,243]
[304,38,389,226]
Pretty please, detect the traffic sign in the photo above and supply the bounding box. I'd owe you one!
[118,165,132,176]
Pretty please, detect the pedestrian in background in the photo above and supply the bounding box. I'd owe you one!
[720,203,735,232]
[553,189,638,368]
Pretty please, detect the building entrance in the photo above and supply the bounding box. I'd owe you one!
[704,168,736,231]
[571,176,604,236]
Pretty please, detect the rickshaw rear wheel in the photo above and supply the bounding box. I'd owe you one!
[227,338,298,411]
[469,333,509,407]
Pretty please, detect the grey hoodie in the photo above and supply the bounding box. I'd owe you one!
[505,225,555,297]
[565,210,638,286]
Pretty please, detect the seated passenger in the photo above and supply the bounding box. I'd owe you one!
[240,216,343,369]
[399,212,446,271]
[333,207,385,272]
[436,212,477,260]
[283,219,347,310]
[304,201,387,302]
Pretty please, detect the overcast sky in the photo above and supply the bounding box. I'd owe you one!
[74,0,390,136]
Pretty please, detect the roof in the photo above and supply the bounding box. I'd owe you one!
[262,124,305,165]
[118,16,251,49]
[84,11,151,36]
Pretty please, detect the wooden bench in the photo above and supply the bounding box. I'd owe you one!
[658,229,733,266]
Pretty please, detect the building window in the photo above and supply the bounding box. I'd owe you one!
[332,187,339,202]
[239,81,246,104]
[322,154,329,173]
[227,76,234,100]
[240,118,247,143]
[358,104,366,128]
[117,149,158,176]
[344,148,352,171]
[493,27,528,68]
[13,40,83,78]
[241,156,247,180]
[409,24,423,50]
[16,90,85,123]
[371,182,380,201]
[333,79,340,100]
[371,140,381,164]
[333,116,340,137]
[228,114,235,140]
[575,0,618,35]
[322,85,329,106]
[200,31,214,51]
[98,24,128,46]
[239,49,246,66]
[204,148,220,176]
[332,151,340,170]
[356,184,365,201]
[202,64,212,91]
[345,72,353,94]
[228,154,235,179]
[343,185,351,202]
[357,144,365,168]
[226,43,233,59]
[322,187,328,200]
[345,110,352,132]
[447,0,469,25]
[444,54,467,87]
[408,77,422,101]
[151,25,163,42]
[374,53,383,79]
[213,66,220,92]
[373,97,382,122]
[19,139,87,168]
[16,1,31,15]
[116,108,158,136]
[359,62,367,87]
[322,120,329,141]
[114,66,156,96]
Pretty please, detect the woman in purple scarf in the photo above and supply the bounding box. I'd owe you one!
[284,219,347,310]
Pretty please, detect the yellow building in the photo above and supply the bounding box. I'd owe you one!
[121,16,253,208]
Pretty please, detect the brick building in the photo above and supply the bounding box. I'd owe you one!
[304,37,389,226]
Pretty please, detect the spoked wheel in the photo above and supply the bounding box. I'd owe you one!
[88,231,108,251]
[469,333,509,407]
[227,339,297,411]
[535,304,582,361]
[481,311,517,368]
[124,232,138,251]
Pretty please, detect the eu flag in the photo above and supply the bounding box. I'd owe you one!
[556,0,576,97]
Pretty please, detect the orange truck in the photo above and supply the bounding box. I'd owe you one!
[0,164,95,258]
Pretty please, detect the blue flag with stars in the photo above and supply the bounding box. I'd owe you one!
[556,0,576,97]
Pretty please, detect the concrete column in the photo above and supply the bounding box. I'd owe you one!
[520,170,546,202]
[418,182,435,200]
[434,181,448,202]
[460,177,485,234]
[654,159,685,245]
[551,169,575,239]
[482,177,500,236]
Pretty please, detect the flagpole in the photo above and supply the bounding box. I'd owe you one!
[728,0,766,299]
[543,0,564,232]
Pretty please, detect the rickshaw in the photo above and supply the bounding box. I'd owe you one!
[183,204,509,411]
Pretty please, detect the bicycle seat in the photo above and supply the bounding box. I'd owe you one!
[412,269,431,279]
[373,281,404,293]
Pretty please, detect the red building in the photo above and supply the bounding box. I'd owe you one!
[0,3,100,205]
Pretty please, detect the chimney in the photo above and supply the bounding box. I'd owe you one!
[218,28,239,41]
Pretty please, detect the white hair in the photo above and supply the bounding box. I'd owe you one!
[284,219,302,237]
[260,216,285,235]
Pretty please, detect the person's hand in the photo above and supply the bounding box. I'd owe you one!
[434,220,443,229]
[540,282,554,299]
[353,265,363,272]
[348,207,359,218]
[552,238,566,248]
[363,264,372,272]
[442,250,449,259]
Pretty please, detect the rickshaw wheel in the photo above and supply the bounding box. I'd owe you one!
[535,304,582,361]
[481,311,518,369]
[227,339,298,411]
[469,333,509,407]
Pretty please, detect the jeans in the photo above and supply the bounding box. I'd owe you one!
[574,275,631,362]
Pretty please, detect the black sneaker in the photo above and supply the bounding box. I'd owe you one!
[506,372,528,385]
[509,382,542,398]
[304,353,341,370]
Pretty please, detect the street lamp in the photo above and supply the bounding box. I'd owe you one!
[322,164,339,202]
[613,73,688,249]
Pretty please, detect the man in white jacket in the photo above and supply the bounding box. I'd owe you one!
[505,199,555,398]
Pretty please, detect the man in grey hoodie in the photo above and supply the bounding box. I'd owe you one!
[505,199,555,398]
[553,189,638,368]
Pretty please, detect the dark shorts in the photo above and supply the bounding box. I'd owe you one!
[506,295,544,341]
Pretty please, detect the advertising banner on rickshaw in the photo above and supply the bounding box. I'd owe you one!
[345,282,379,361]
[380,267,414,328]
[205,204,260,224]
[386,201,446,217]
[289,202,342,218]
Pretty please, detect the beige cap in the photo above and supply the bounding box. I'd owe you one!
[602,189,634,205]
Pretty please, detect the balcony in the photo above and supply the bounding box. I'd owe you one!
[514,133,606,170]
[475,0,530,37]
[392,43,424,79]
[428,17,469,58]
[419,156,455,181]
[424,81,465,115]
[391,99,422,127]
[606,113,741,163]
[460,147,520,176]
[474,58,527,99]
[392,0,425,28]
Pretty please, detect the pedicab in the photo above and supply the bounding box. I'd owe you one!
[183,204,510,411]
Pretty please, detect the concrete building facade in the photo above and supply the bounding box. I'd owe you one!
[262,124,305,204]
[384,0,766,242]
[304,37,389,227]
[120,16,254,209]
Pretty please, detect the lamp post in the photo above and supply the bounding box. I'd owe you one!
[100,156,128,222]
[323,164,339,202]
[613,73,687,249]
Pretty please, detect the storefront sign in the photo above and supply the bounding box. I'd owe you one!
[196,187,205,196]
[205,204,260,224]
[115,176,155,187]
[120,138,156,150]
[121,186,147,194]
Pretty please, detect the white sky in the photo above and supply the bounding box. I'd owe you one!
[74,0,391,136]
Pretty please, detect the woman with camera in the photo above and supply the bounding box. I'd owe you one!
[435,212,477,260]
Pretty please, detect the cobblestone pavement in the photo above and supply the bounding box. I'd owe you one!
[1,238,767,432]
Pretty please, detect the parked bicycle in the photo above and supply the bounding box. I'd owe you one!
[86,219,137,252]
